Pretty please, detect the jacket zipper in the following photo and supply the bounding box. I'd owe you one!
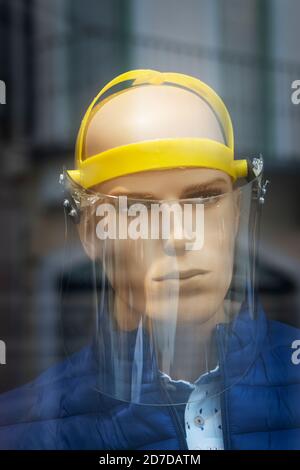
[158,380,188,450]
[168,403,189,450]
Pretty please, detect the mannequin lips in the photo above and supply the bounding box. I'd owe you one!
[152,268,210,281]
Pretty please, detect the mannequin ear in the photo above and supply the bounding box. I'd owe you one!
[77,205,102,261]
[233,187,241,239]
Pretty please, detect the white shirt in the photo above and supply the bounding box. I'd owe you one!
[184,377,224,450]
[160,368,224,450]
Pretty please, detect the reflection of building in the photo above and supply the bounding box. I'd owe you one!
[1,0,300,392]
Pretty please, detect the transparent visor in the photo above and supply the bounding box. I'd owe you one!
[61,169,263,405]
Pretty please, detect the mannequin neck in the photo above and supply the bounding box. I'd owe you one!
[113,291,224,383]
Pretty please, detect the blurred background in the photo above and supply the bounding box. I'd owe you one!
[0,0,300,392]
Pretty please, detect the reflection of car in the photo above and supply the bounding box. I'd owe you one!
[0,263,300,449]
[59,257,299,355]
[258,261,298,327]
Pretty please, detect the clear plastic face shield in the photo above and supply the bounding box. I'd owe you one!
[60,160,267,406]
[60,71,268,405]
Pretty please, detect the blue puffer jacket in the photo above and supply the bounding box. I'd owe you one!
[0,302,299,450]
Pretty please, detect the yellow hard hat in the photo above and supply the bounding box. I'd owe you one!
[67,69,248,189]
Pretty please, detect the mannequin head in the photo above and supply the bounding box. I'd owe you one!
[78,84,240,330]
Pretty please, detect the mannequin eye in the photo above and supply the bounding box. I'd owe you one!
[183,188,223,200]
[127,198,156,209]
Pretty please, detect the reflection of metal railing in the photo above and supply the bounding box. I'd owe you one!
[1,0,300,394]
[32,24,300,162]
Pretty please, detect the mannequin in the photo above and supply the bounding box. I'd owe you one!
[79,84,240,381]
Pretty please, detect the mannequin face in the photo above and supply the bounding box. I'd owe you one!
[79,85,239,328]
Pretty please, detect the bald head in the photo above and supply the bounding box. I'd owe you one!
[84,84,225,158]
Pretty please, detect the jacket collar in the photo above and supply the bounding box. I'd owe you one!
[216,298,267,383]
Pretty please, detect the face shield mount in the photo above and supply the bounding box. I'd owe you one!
[59,154,269,406]
[59,155,269,226]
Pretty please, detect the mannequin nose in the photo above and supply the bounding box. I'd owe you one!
[161,203,196,256]
[163,230,191,256]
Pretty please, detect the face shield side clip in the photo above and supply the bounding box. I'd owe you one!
[59,171,81,224]
[246,155,269,205]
